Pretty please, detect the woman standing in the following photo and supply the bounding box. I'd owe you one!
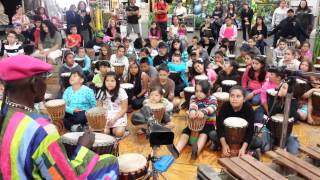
[36,7,49,20]
[250,16,268,55]
[12,5,30,33]
[200,15,216,54]
[295,0,313,35]
[106,19,120,41]
[240,2,254,41]
[77,1,92,44]
[226,3,237,26]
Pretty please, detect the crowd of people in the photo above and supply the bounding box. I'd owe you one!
[0,0,318,178]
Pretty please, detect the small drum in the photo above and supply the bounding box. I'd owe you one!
[238,68,246,78]
[311,92,320,117]
[60,72,71,88]
[221,80,237,92]
[187,116,207,144]
[239,63,246,68]
[75,57,84,68]
[270,114,294,146]
[45,99,66,134]
[294,79,308,98]
[224,117,248,157]
[120,83,134,100]
[195,75,208,85]
[213,92,229,115]
[86,107,106,132]
[316,57,320,64]
[210,63,219,71]
[118,153,148,180]
[61,132,118,158]
[113,63,125,76]
[169,71,181,83]
[314,64,320,71]
[91,60,98,71]
[148,102,166,123]
[184,86,195,108]
[227,54,236,61]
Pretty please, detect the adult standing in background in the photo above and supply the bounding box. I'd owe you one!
[126,0,141,36]
[12,5,30,34]
[154,0,169,41]
[271,0,288,47]
[173,0,187,21]
[240,2,254,41]
[77,1,92,44]
[35,7,49,20]
[66,4,78,32]
[295,0,313,35]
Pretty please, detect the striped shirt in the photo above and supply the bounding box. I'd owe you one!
[189,95,218,125]
[4,42,24,57]
[0,106,119,179]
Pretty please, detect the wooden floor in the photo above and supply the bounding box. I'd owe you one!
[118,109,320,179]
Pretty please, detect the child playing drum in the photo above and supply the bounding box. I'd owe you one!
[298,75,320,125]
[96,71,128,138]
[176,81,217,160]
[134,86,176,134]
[212,86,260,158]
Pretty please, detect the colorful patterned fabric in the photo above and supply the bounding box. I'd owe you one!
[0,106,119,179]
[189,95,217,125]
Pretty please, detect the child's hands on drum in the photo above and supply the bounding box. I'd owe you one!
[189,110,197,119]
[197,111,205,119]
[78,131,95,149]
[222,144,231,157]
[238,147,246,157]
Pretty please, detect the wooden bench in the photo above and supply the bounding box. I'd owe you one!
[266,149,320,179]
[299,145,320,161]
[218,155,286,180]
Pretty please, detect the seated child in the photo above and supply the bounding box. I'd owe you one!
[66,24,82,52]
[3,30,24,57]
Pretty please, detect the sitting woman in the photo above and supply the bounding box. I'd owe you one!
[63,71,96,131]
[215,60,241,90]
[134,86,175,134]
[211,86,261,158]
[176,81,217,160]
[242,56,268,106]
[190,60,217,88]
[96,71,128,138]
[126,61,149,110]
[168,52,188,96]
[33,20,62,64]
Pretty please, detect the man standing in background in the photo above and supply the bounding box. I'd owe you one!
[126,0,140,36]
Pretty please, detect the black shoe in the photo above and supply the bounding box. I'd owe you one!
[191,142,198,160]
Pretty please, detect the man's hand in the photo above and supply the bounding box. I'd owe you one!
[78,131,95,149]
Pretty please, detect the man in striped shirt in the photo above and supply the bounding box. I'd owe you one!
[2,30,24,57]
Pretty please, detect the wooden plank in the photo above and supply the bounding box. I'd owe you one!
[275,149,320,177]
[241,155,287,180]
[218,158,256,180]
[299,145,320,160]
[310,146,320,154]
[230,157,272,180]
[266,151,320,180]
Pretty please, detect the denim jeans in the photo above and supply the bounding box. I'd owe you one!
[245,89,261,106]
[261,127,299,155]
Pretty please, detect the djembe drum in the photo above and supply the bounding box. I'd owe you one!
[61,132,118,158]
[61,72,71,88]
[169,71,181,82]
[239,63,246,68]
[148,102,166,123]
[113,63,125,76]
[195,75,208,85]
[120,83,134,101]
[213,92,229,115]
[269,114,294,146]
[86,107,106,132]
[294,79,308,98]
[118,153,148,180]
[316,57,320,64]
[311,92,320,124]
[267,89,279,107]
[227,54,236,61]
[224,117,248,157]
[238,68,246,79]
[45,99,66,135]
[75,57,84,68]
[187,116,206,144]
[221,80,237,92]
[183,86,195,108]
[314,64,320,71]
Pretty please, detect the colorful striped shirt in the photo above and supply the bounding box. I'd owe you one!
[189,95,217,125]
[0,106,119,179]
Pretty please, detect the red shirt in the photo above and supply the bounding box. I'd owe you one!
[154,2,168,22]
[66,34,82,48]
[33,28,40,48]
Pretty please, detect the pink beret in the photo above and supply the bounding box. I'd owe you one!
[0,55,53,81]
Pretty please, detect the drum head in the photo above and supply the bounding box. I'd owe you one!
[267,89,277,96]
[61,132,115,146]
[61,72,71,77]
[120,83,134,89]
[113,63,125,67]
[313,91,320,96]
[213,92,229,101]
[195,75,208,81]
[148,102,165,110]
[86,107,105,116]
[222,80,237,86]
[296,79,306,84]
[224,117,248,128]
[184,86,195,93]
[118,153,147,173]
[211,64,219,70]
[271,114,294,122]
[314,64,320,68]
[238,68,246,72]
[45,99,66,107]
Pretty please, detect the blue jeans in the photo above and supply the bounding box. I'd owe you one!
[254,106,265,123]
[246,89,261,106]
[261,127,299,155]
